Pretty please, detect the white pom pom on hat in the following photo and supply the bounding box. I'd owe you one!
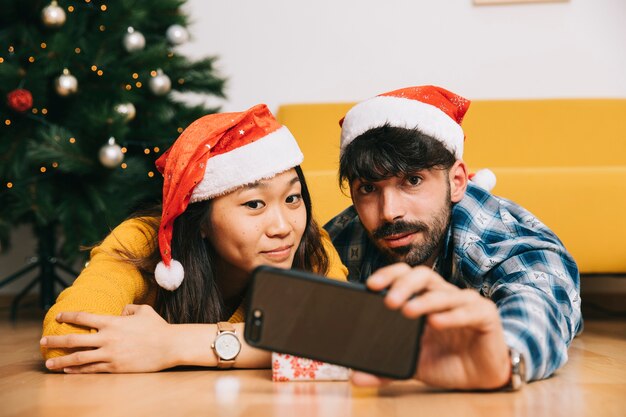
[155,259,185,291]
[469,168,497,192]
[152,104,303,291]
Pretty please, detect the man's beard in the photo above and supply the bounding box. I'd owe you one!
[371,202,452,267]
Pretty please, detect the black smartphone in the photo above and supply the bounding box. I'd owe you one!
[244,265,424,380]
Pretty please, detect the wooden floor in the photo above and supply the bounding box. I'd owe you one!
[1,306,625,417]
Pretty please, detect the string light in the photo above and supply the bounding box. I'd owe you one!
[121,163,128,169]
[91,65,97,71]
[177,127,183,133]
[32,108,38,114]
[97,70,103,76]
[153,147,160,153]
[144,148,150,154]
[121,147,127,153]
[85,0,91,3]
[0,57,3,64]
[75,48,81,54]
[41,43,47,49]
[125,84,132,91]
[52,162,59,168]
[40,167,47,173]
[41,108,48,115]
[6,182,13,189]
[69,137,76,143]
[178,78,184,85]
[135,81,142,88]
[132,73,139,79]
[28,56,35,63]
[5,119,11,126]
[148,171,155,178]
[100,5,107,11]
[99,25,106,32]
[8,46,14,53]
[150,70,157,77]
[68,6,75,12]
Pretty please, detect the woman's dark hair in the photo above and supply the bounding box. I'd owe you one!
[115,166,328,324]
[339,124,456,190]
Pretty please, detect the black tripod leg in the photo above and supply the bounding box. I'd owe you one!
[53,260,79,279]
[0,262,39,289]
[10,276,40,322]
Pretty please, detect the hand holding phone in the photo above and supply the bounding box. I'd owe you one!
[244,266,424,379]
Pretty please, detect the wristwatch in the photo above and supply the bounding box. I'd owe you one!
[211,322,242,369]
[505,347,526,391]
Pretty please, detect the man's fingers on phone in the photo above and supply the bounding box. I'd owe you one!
[384,266,440,309]
[367,263,412,290]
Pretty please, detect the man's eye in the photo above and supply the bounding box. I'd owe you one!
[243,200,265,209]
[286,194,302,204]
[359,184,375,194]
[407,176,422,186]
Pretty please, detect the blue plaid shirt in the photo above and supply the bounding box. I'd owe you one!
[324,182,582,382]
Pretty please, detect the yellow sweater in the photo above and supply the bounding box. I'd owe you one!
[41,218,348,360]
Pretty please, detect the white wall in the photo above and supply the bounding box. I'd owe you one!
[180,0,626,113]
[2,0,625,295]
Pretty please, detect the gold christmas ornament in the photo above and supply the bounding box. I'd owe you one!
[114,102,136,122]
[123,27,146,53]
[54,68,78,96]
[99,137,125,168]
[166,24,189,45]
[42,1,66,28]
[149,69,171,96]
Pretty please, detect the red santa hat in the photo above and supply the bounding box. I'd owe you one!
[153,104,303,290]
[340,85,496,191]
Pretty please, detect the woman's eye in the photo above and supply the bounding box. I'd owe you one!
[286,194,302,204]
[407,176,422,186]
[243,200,265,209]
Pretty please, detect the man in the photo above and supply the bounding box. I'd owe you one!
[324,86,582,390]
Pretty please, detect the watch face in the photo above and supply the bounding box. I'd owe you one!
[215,332,241,360]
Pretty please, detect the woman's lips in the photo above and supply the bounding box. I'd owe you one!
[261,245,293,262]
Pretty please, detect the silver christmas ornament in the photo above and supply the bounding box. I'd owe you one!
[55,68,78,96]
[114,102,136,122]
[123,27,146,53]
[42,1,66,28]
[149,69,171,96]
[166,24,189,45]
[99,137,124,168]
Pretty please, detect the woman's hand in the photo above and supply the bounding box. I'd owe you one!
[351,263,511,390]
[40,304,177,373]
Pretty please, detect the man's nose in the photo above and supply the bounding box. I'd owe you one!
[379,189,405,223]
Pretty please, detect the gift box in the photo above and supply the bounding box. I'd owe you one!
[272,352,350,381]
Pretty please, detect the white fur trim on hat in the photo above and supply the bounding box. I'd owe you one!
[470,169,497,192]
[340,95,464,158]
[155,259,185,291]
[190,126,304,202]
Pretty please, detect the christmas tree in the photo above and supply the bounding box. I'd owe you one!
[0,0,225,312]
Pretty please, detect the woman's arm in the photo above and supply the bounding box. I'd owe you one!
[41,304,270,373]
[41,218,158,361]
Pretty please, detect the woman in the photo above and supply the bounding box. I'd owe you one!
[40,104,347,373]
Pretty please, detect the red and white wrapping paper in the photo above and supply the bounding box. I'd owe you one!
[271,352,350,381]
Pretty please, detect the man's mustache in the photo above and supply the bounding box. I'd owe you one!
[372,220,428,239]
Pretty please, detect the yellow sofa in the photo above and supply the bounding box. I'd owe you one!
[277,99,626,275]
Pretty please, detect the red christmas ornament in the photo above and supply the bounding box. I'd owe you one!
[7,89,33,112]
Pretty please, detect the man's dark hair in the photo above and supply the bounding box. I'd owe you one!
[339,124,457,189]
